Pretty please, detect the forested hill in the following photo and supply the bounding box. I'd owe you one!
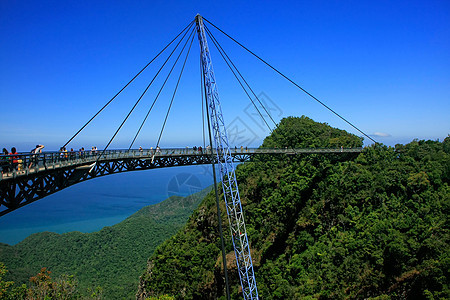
[0,186,211,299]
[137,116,449,299]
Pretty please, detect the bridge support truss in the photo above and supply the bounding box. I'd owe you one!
[196,14,259,299]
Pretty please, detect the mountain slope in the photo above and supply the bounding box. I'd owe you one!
[137,116,449,299]
[0,186,211,299]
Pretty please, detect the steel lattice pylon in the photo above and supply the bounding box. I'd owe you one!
[195,14,259,299]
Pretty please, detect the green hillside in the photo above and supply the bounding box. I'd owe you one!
[137,116,449,299]
[0,186,211,299]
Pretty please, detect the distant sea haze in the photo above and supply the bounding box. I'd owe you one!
[0,165,214,245]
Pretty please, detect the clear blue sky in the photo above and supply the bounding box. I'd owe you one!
[1,0,449,151]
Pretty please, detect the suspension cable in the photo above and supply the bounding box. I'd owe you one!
[205,25,277,131]
[95,26,194,162]
[204,26,272,133]
[61,20,195,149]
[129,28,196,149]
[203,17,378,144]
[156,33,195,148]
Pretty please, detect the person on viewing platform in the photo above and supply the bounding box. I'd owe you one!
[1,148,10,173]
[60,147,66,160]
[79,147,85,158]
[29,144,44,168]
[9,147,19,170]
[91,146,98,155]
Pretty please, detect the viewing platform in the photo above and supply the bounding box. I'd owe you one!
[1,147,363,181]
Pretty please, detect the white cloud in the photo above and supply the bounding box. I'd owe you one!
[372,132,392,137]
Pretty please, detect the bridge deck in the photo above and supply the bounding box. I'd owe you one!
[0,147,362,216]
[0,147,362,181]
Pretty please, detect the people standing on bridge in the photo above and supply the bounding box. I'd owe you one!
[29,144,44,169]
[59,147,64,160]
[198,146,202,154]
[9,147,19,170]
[79,147,85,158]
[91,146,98,156]
[240,146,244,153]
[1,148,10,174]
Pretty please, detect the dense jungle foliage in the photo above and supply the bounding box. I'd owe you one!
[0,187,211,299]
[137,116,449,299]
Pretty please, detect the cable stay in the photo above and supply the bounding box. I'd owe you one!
[155,31,195,149]
[129,27,196,149]
[96,26,195,162]
[203,17,378,144]
[61,20,195,150]
[204,25,277,132]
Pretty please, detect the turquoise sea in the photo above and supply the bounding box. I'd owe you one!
[0,165,215,245]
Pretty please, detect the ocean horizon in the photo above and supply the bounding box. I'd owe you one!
[0,165,215,245]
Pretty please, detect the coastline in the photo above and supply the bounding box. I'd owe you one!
[0,165,214,245]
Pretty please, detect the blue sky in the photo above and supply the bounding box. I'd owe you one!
[1,0,449,151]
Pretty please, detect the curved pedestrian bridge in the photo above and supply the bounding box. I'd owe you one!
[0,147,362,216]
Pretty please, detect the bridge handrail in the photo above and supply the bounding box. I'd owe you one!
[0,147,362,180]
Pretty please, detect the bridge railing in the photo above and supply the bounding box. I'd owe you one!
[0,147,362,180]
[0,149,184,178]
